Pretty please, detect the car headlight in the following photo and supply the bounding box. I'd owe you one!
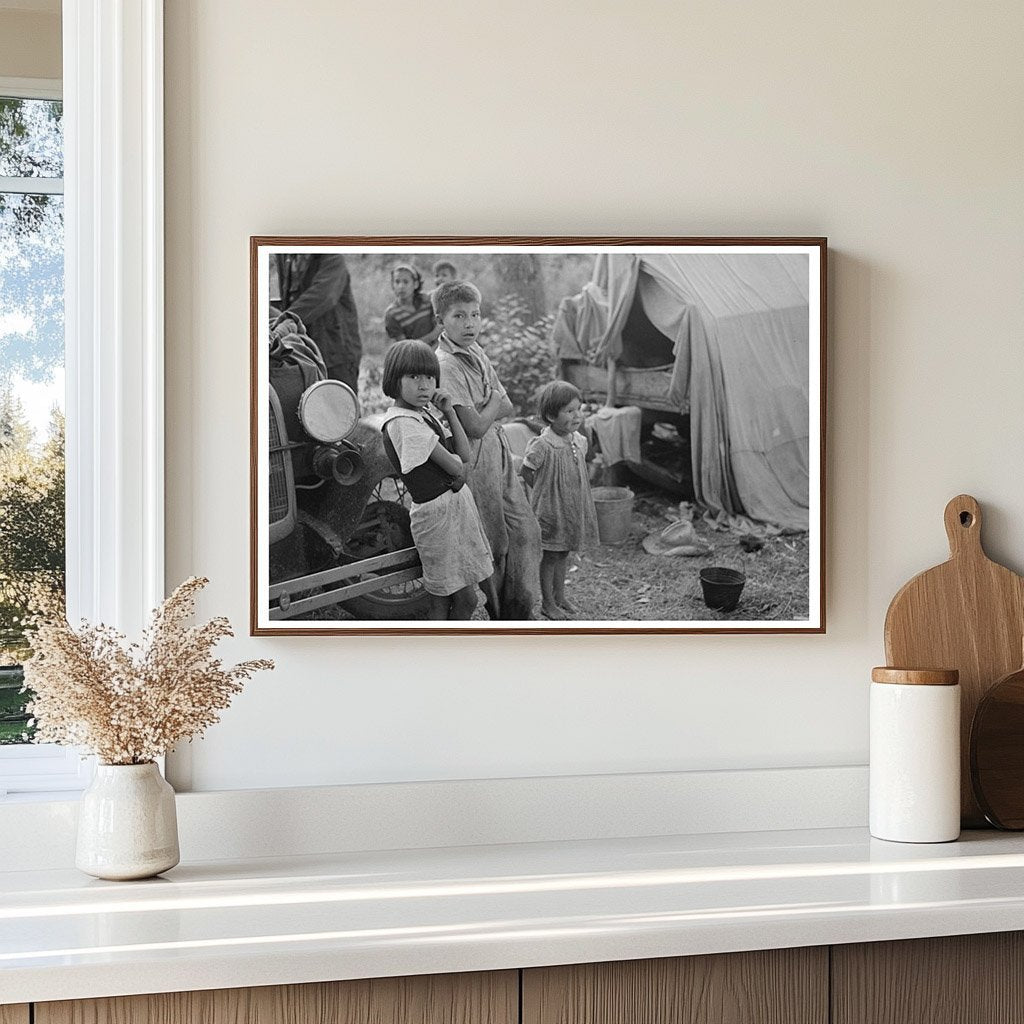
[298,379,360,443]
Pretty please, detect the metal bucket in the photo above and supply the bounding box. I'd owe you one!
[591,486,634,546]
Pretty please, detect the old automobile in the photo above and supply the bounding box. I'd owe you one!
[267,319,427,622]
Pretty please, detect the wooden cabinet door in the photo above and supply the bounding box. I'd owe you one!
[35,970,518,1024]
[523,948,828,1024]
[832,932,1024,1024]
[0,1007,30,1024]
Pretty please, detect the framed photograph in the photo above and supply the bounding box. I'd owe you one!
[251,237,826,635]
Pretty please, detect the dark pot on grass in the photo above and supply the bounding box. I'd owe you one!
[699,567,746,612]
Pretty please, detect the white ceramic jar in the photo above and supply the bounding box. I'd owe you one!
[76,762,180,880]
[870,667,961,843]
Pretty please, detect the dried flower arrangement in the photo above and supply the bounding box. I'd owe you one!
[22,577,273,765]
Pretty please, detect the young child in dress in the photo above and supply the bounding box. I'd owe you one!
[380,340,493,620]
[435,281,542,619]
[384,263,441,347]
[520,381,598,620]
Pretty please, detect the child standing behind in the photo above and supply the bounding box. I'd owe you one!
[521,381,599,620]
[380,340,493,620]
[435,281,542,620]
[432,260,458,290]
[384,263,441,347]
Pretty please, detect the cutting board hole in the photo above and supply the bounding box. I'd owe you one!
[960,511,974,527]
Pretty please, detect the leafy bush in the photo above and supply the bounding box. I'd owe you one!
[481,295,557,417]
[358,362,389,416]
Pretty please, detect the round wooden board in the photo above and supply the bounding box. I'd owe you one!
[970,664,1024,829]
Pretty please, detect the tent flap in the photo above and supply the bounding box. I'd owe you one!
[554,253,811,531]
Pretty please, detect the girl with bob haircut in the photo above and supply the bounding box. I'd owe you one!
[521,380,598,619]
[379,340,493,620]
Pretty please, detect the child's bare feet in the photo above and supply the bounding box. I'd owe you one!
[557,598,577,615]
[541,602,569,620]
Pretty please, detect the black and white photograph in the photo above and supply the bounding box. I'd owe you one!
[251,238,825,634]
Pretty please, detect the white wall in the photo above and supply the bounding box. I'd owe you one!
[163,0,1024,792]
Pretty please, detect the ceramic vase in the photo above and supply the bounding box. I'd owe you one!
[76,762,180,880]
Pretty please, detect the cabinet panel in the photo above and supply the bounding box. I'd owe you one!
[0,1007,29,1024]
[36,970,517,1024]
[522,948,828,1024]
[832,932,1024,1024]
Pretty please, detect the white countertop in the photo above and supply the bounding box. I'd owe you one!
[4,826,1024,1004]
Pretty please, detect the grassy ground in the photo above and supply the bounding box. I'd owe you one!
[0,721,29,743]
[563,484,810,622]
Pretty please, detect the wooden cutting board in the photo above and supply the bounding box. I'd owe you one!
[884,494,1024,827]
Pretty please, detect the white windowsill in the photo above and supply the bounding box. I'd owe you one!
[1,765,869,867]
[0,746,95,798]
[0,790,84,804]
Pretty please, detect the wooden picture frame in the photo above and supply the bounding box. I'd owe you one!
[251,237,826,635]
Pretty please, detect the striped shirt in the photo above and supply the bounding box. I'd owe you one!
[384,295,435,341]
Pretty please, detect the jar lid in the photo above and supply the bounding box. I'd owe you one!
[871,667,959,686]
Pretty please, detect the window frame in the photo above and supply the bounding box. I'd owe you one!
[0,0,165,797]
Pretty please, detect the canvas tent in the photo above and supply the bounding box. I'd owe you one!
[553,253,812,532]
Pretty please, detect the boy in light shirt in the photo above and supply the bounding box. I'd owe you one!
[434,281,541,620]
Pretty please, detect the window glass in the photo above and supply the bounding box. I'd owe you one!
[0,97,63,178]
[0,97,65,745]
